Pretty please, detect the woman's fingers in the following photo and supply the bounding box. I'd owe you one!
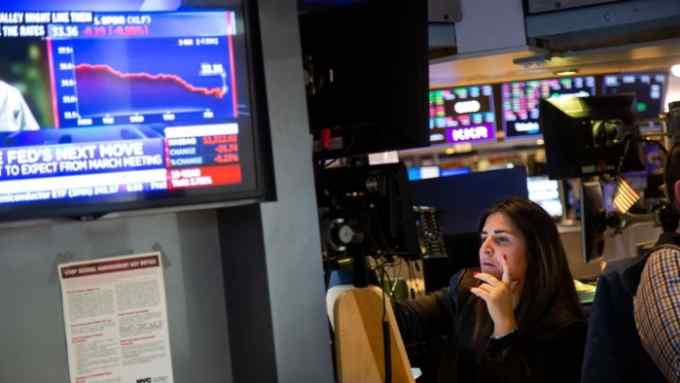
[477,283,493,294]
[501,254,511,284]
[473,272,501,286]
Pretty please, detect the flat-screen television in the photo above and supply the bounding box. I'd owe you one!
[501,76,596,139]
[429,85,497,145]
[0,0,274,221]
[601,72,668,119]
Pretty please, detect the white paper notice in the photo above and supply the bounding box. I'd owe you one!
[59,252,174,383]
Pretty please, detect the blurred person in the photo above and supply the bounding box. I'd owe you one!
[0,80,40,131]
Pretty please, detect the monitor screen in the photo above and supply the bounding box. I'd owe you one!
[501,76,596,139]
[601,72,668,119]
[0,1,272,221]
[407,166,440,181]
[409,167,528,235]
[527,176,563,218]
[429,84,497,144]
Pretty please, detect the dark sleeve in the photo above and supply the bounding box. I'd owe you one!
[478,321,587,383]
[580,274,628,383]
[392,269,464,348]
[392,289,452,348]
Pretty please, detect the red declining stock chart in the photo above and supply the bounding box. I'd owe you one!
[75,63,227,99]
[52,37,236,128]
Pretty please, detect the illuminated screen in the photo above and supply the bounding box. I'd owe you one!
[407,166,440,181]
[501,76,596,139]
[527,176,563,218]
[429,84,496,144]
[602,72,667,119]
[0,1,269,220]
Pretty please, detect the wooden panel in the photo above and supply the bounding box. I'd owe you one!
[334,287,415,383]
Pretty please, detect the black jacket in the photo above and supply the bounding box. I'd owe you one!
[393,269,586,383]
[580,233,676,383]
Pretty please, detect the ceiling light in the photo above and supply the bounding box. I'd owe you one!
[672,64,680,78]
[555,69,578,76]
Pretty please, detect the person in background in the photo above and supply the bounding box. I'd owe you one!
[583,143,680,383]
[0,80,40,131]
[393,197,585,383]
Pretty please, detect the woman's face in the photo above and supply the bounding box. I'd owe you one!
[479,212,528,285]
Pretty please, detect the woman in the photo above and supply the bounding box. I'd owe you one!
[394,197,586,382]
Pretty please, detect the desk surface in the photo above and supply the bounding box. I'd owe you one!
[576,279,597,305]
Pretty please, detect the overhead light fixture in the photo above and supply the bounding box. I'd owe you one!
[555,69,578,76]
[672,64,680,78]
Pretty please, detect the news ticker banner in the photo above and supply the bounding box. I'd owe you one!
[0,11,234,39]
[0,1,181,12]
[0,123,242,204]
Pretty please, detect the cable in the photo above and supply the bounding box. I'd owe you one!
[406,259,417,299]
[614,133,633,177]
[379,260,392,383]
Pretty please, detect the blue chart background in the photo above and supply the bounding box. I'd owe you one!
[56,37,235,127]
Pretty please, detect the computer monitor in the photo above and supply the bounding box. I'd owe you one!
[501,76,596,139]
[581,181,607,262]
[601,72,668,119]
[527,175,564,219]
[409,167,529,236]
[429,84,497,145]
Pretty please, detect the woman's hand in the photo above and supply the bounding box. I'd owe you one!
[470,255,519,338]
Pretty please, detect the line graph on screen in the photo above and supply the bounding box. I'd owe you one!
[75,63,227,99]
[51,37,236,128]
